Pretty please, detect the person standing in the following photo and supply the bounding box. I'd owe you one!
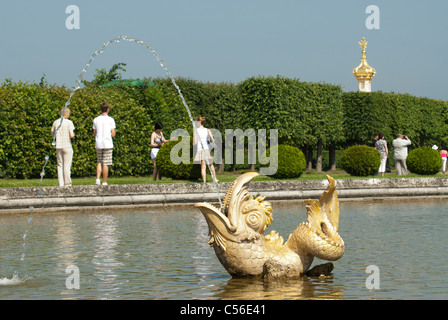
[93,102,116,186]
[375,132,388,176]
[150,122,166,181]
[51,108,75,187]
[392,134,411,176]
[371,132,379,147]
[440,147,448,174]
[193,117,218,183]
[371,132,379,175]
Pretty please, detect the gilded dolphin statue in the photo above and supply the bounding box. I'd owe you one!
[195,172,344,278]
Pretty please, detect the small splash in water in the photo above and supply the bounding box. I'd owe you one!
[0,272,27,286]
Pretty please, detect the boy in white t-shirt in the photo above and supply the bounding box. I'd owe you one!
[93,102,116,186]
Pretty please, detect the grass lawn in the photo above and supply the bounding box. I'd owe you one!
[0,169,445,188]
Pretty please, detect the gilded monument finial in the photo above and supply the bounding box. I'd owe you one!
[353,37,376,92]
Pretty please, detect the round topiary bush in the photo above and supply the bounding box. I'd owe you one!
[265,144,306,179]
[406,146,442,175]
[340,145,380,176]
[156,138,201,180]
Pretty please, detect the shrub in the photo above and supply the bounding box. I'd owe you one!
[265,144,306,179]
[406,147,442,175]
[156,139,201,180]
[340,145,380,176]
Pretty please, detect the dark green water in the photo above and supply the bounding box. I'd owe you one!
[1,199,447,299]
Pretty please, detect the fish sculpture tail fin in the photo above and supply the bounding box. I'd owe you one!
[286,176,344,261]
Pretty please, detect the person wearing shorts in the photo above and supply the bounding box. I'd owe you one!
[93,102,116,186]
[150,122,166,181]
[193,117,218,183]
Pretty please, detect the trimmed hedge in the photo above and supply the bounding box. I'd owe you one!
[266,144,306,179]
[342,91,448,148]
[340,145,380,176]
[0,80,188,178]
[156,139,201,180]
[407,147,442,175]
[237,76,344,148]
[153,77,241,135]
[0,82,68,178]
[1,77,448,180]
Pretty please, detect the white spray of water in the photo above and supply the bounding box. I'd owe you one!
[52,35,222,206]
[0,205,34,286]
[20,206,34,261]
[0,272,26,286]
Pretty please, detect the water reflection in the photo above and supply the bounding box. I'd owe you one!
[54,215,79,267]
[91,214,125,299]
[216,276,346,300]
[53,215,79,298]
[192,212,215,279]
[1,199,448,299]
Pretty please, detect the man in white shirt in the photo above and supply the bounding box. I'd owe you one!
[392,133,411,176]
[93,102,116,185]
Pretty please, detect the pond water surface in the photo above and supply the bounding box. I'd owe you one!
[1,199,447,300]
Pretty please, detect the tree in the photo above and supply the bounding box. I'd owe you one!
[84,63,127,87]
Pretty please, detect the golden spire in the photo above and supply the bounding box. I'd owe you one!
[353,37,376,92]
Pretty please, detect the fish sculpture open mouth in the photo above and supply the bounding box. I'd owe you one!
[195,172,344,279]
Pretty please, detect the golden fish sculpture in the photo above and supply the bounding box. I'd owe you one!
[195,172,344,278]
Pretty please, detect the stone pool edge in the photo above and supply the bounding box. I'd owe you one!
[1,176,448,213]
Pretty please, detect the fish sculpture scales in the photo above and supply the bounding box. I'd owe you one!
[195,172,344,278]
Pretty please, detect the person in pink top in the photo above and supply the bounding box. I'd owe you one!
[440,147,448,174]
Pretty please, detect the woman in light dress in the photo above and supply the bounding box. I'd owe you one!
[193,117,218,183]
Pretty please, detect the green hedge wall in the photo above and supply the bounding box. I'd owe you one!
[0,80,189,178]
[153,77,242,136]
[342,91,448,148]
[236,76,344,148]
[0,81,67,178]
[1,77,448,179]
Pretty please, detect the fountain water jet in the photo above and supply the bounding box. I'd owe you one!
[0,207,35,286]
[37,155,50,195]
[20,206,34,261]
[52,35,222,206]
[2,157,49,285]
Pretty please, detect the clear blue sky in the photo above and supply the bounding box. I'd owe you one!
[1,0,447,100]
